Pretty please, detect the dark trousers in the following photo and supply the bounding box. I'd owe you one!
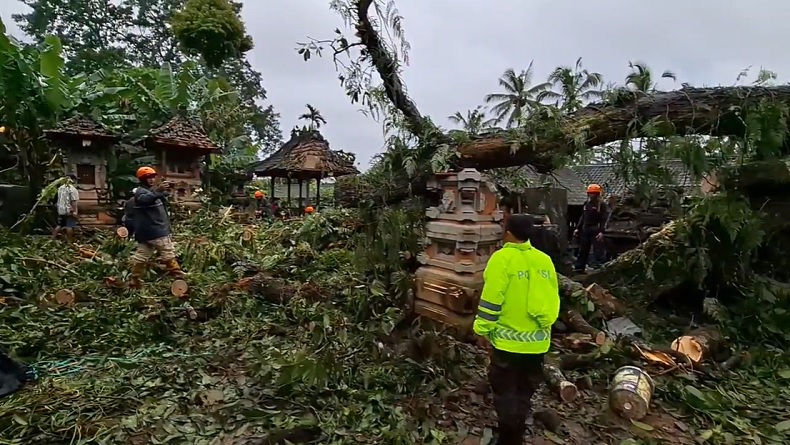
[575,227,603,271]
[489,349,545,445]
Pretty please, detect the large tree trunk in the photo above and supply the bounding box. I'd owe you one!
[337,87,790,207]
[339,0,790,208]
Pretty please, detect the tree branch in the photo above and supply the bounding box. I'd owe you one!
[353,0,428,137]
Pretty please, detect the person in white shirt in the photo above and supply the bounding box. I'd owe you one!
[53,174,79,243]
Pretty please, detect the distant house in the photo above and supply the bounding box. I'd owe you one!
[498,159,699,206]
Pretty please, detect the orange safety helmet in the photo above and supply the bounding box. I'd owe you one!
[586,184,602,194]
[254,190,264,199]
[136,166,157,180]
[304,206,315,214]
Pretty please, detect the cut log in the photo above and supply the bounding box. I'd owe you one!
[560,309,607,345]
[557,345,614,370]
[116,226,128,238]
[171,280,189,299]
[559,333,598,353]
[543,362,579,402]
[53,289,75,305]
[584,283,626,318]
[670,327,722,363]
[558,273,625,319]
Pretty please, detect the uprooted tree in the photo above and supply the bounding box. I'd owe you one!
[299,0,790,342]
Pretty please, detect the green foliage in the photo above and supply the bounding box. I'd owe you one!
[0,17,69,187]
[171,0,253,69]
[13,0,282,152]
[0,207,474,444]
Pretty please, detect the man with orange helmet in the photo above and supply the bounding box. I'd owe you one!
[129,166,185,287]
[573,184,610,273]
[253,190,270,218]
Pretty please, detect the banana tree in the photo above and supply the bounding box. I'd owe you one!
[0,17,71,191]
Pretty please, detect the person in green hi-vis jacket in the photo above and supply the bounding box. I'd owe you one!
[474,214,561,445]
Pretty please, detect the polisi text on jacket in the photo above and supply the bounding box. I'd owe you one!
[517,270,552,280]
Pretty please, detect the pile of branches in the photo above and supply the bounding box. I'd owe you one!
[0,207,477,444]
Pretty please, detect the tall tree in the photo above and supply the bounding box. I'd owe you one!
[298,104,327,130]
[540,57,605,112]
[484,61,552,128]
[13,0,282,153]
[170,0,252,69]
[625,61,676,92]
[447,106,495,134]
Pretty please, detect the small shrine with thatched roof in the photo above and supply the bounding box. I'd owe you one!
[249,129,358,213]
[44,115,120,225]
[142,114,218,207]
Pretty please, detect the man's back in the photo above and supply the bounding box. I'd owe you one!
[474,241,560,354]
[56,184,78,215]
[133,187,170,242]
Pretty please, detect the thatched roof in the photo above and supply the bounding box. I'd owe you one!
[249,130,359,179]
[495,160,698,206]
[144,115,218,154]
[44,115,118,143]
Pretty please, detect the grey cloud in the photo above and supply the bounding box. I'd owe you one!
[3,0,790,169]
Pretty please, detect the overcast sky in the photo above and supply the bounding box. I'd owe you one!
[2,0,790,170]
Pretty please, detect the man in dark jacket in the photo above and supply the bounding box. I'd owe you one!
[121,188,137,237]
[573,184,610,273]
[129,167,185,288]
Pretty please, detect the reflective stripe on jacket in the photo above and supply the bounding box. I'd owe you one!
[473,241,561,354]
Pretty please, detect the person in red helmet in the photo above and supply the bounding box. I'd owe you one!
[129,166,184,287]
[253,190,270,218]
[573,184,609,273]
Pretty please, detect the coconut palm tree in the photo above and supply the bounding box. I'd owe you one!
[298,104,326,129]
[625,62,676,92]
[447,106,495,133]
[539,57,605,112]
[484,61,552,128]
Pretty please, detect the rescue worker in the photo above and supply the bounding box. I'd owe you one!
[474,214,561,445]
[53,174,79,243]
[129,167,185,288]
[304,206,315,215]
[573,184,610,273]
[253,190,270,218]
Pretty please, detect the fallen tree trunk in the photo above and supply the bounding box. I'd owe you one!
[581,221,684,297]
[337,86,790,207]
[454,86,790,171]
[339,1,790,209]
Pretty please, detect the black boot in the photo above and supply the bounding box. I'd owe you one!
[495,425,525,445]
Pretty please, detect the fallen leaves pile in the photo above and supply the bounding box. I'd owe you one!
[1,207,789,445]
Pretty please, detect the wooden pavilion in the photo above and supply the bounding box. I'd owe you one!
[44,115,120,226]
[249,129,358,213]
[142,115,219,207]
